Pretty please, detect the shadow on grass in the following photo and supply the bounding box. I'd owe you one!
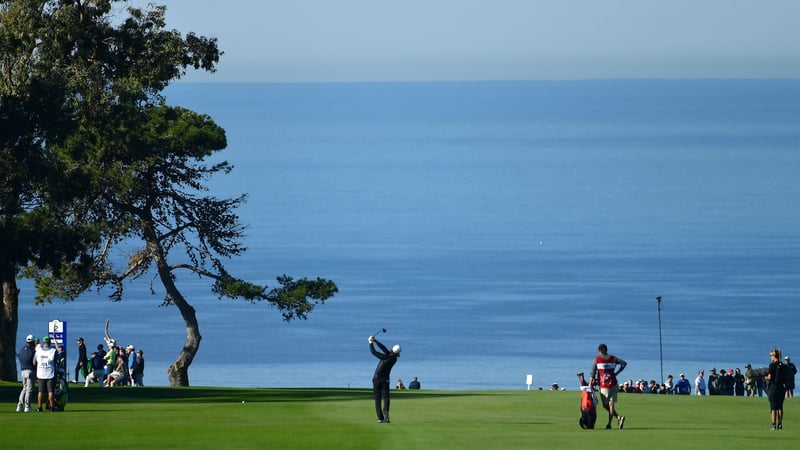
[0,382,480,405]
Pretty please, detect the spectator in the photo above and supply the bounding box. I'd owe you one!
[785,356,797,398]
[719,369,733,395]
[708,368,719,395]
[745,364,757,397]
[396,379,406,389]
[664,374,675,394]
[109,347,128,387]
[73,337,88,384]
[621,380,634,393]
[695,370,706,395]
[85,351,107,387]
[55,344,67,377]
[408,376,421,389]
[757,372,767,397]
[733,368,745,396]
[126,345,136,386]
[675,373,691,395]
[131,349,145,386]
[103,341,117,387]
[648,380,659,394]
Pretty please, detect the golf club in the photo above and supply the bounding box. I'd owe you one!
[374,328,387,336]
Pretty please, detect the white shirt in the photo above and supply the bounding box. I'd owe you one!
[35,345,57,380]
[695,375,706,392]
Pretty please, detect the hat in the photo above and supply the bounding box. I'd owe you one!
[392,344,401,354]
[25,334,34,343]
[136,349,143,354]
[126,345,135,351]
[745,364,752,368]
[785,356,790,360]
[43,336,51,342]
[679,373,684,377]
[77,337,84,341]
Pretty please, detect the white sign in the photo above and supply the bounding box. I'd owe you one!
[526,373,534,390]
[48,319,67,346]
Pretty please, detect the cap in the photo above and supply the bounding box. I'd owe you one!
[77,337,84,341]
[43,336,51,341]
[392,344,401,354]
[785,356,790,360]
[679,373,684,377]
[745,364,752,368]
[25,334,34,343]
[126,345,135,350]
[136,349,143,354]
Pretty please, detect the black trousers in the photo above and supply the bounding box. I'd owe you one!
[373,377,390,420]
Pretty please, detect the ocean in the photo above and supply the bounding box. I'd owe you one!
[17,79,800,390]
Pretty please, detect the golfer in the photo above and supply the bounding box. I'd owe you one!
[590,343,627,429]
[368,335,400,423]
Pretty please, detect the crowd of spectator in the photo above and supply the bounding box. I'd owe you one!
[618,359,797,397]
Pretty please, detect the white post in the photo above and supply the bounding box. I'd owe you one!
[526,374,534,390]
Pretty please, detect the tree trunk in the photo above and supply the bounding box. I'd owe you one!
[165,287,201,387]
[144,231,201,387]
[1,276,20,382]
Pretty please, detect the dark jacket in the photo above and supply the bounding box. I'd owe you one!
[18,344,36,371]
[77,342,88,363]
[370,340,398,381]
[131,355,145,377]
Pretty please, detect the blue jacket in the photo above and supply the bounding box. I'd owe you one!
[18,344,36,371]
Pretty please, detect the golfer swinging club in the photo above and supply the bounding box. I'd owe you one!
[368,334,400,423]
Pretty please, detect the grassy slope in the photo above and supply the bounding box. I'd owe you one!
[0,382,796,449]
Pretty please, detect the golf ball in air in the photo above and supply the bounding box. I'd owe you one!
[242,401,245,403]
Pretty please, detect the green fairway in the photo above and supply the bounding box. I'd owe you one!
[1,382,796,449]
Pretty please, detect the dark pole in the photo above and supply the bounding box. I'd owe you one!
[656,296,663,384]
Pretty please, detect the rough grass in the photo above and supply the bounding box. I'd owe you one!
[0,382,796,449]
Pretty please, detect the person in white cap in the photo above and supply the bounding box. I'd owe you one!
[126,345,136,386]
[368,335,400,423]
[17,335,37,412]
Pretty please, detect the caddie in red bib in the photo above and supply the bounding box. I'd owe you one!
[589,343,627,430]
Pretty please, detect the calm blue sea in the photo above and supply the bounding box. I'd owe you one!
[17,80,800,390]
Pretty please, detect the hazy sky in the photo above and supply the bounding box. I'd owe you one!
[125,0,800,82]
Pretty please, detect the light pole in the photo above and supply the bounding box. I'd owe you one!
[656,296,663,384]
